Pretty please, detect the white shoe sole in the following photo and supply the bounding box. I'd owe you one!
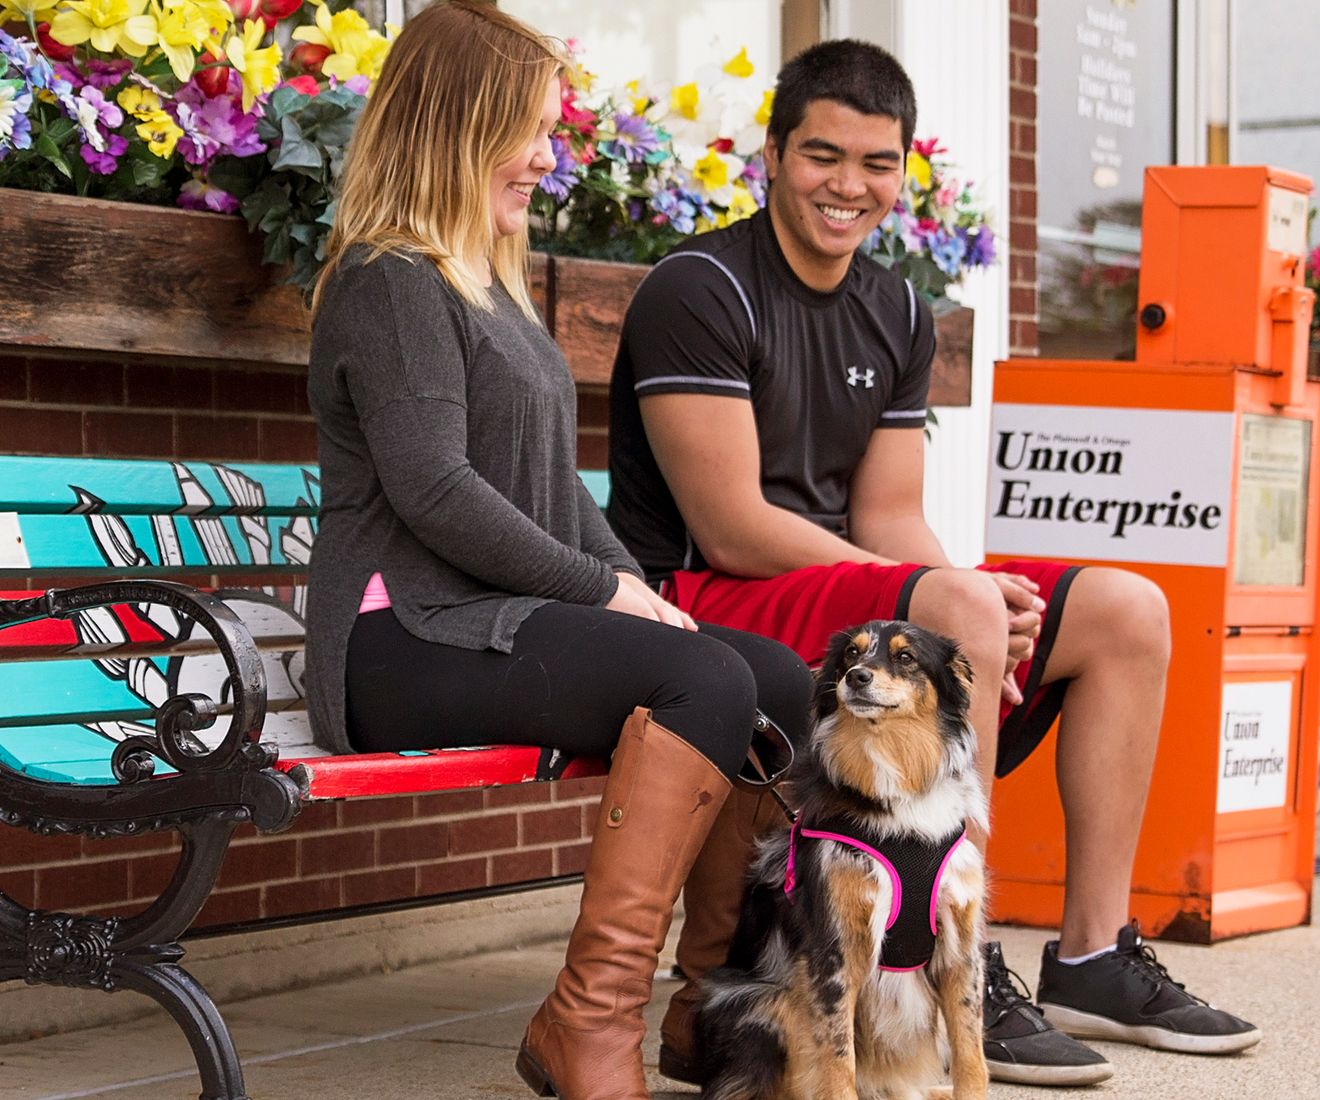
[987,1057,1115,1086]
[1040,1003,1263,1054]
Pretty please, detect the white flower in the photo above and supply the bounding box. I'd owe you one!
[73,95,106,151]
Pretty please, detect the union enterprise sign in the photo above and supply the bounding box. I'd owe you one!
[985,404,1235,567]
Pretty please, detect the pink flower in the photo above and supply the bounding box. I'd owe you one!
[80,134,127,175]
[179,178,241,214]
[911,137,946,158]
[1307,245,1320,283]
[282,74,318,96]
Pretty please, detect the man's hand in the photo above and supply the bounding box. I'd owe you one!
[605,572,697,630]
[987,573,1044,707]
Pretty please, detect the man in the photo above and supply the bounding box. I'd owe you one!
[607,38,1261,1088]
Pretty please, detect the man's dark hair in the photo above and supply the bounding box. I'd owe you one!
[767,39,917,153]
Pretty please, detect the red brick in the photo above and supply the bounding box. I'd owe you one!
[521,805,582,845]
[0,409,84,455]
[0,868,36,905]
[555,841,591,876]
[263,874,342,919]
[576,390,609,428]
[215,368,303,414]
[339,795,418,827]
[300,829,375,876]
[1010,254,1036,284]
[379,822,449,865]
[417,856,487,896]
[83,410,175,457]
[256,417,318,462]
[128,852,180,900]
[125,364,211,410]
[1009,155,1035,186]
[195,886,263,929]
[176,413,260,461]
[447,812,518,855]
[37,858,129,910]
[83,831,177,858]
[415,789,484,816]
[1009,0,1035,21]
[1013,122,1037,155]
[291,801,339,831]
[0,356,28,400]
[1009,287,1036,316]
[30,360,123,406]
[485,783,553,808]
[1010,220,1037,252]
[1012,52,1037,88]
[1010,189,1037,220]
[1009,87,1035,123]
[552,776,606,802]
[218,837,297,888]
[576,433,607,470]
[1,830,84,867]
[1009,18,1037,52]
[344,866,417,907]
[490,848,553,886]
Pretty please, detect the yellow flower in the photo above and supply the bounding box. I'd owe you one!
[724,181,759,224]
[906,150,931,190]
[291,4,389,83]
[151,0,217,82]
[755,89,774,127]
[135,108,182,158]
[117,84,161,117]
[722,46,754,79]
[226,18,282,112]
[625,79,650,116]
[51,0,157,56]
[671,82,700,121]
[693,147,729,192]
[0,0,59,25]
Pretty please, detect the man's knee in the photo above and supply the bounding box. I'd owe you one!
[1070,568,1171,668]
[907,568,1008,667]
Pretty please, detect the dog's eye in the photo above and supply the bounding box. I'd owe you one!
[895,650,915,665]
[844,644,860,662]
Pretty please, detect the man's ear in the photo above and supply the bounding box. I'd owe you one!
[762,132,780,182]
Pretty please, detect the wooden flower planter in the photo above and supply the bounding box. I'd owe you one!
[0,188,972,404]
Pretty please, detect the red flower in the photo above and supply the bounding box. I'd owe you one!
[225,0,261,21]
[289,41,331,74]
[708,137,734,154]
[1307,245,1320,283]
[193,53,230,97]
[259,0,301,29]
[36,21,76,61]
[282,74,319,96]
[911,137,946,158]
[559,84,597,138]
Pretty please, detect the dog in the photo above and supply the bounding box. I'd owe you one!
[696,620,990,1100]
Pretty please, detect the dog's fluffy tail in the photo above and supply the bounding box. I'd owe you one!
[696,967,787,1100]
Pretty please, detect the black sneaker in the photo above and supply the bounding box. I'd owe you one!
[1037,920,1263,1055]
[983,941,1114,1086]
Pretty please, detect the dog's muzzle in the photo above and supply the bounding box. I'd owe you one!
[735,710,795,791]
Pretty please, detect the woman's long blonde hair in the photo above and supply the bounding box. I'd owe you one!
[313,0,563,319]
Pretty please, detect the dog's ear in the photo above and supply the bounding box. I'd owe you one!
[936,641,975,723]
[814,629,855,718]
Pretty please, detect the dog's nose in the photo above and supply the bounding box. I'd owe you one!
[845,667,873,688]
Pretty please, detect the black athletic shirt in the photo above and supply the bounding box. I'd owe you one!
[607,209,936,581]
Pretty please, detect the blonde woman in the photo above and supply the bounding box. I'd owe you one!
[304,3,811,1097]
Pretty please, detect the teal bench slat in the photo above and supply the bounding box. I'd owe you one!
[0,456,319,515]
[0,723,175,784]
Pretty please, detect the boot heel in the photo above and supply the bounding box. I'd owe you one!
[515,1042,557,1096]
[658,1041,702,1085]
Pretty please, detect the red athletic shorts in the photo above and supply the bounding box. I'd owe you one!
[664,559,1081,778]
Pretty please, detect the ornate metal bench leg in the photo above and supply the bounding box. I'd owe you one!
[114,959,251,1100]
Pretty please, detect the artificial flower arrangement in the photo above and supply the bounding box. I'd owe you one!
[533,43,996,295]
[0,17,993,296]
[1307,243,1320,343]
[0,0,391,285]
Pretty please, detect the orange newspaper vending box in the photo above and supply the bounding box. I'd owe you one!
[985,166,1318,941]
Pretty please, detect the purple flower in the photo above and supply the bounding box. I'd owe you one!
[83,59,133,90]
[600,111,660,165]
[537,133,580,201]
[739,157,767,205]
[80,133,127,174]
[650,186,710,234]
[328,74,371,96]
[963,225,996,267]
[52,61,83,90]
[173,74,265,164]
[178,178,241,214]
[927,228,967,276]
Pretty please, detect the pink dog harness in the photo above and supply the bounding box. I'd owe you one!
[784,817,967,972]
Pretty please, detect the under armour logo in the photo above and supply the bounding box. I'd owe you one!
[846,366,875,389]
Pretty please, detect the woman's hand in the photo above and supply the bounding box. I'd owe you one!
[605,572,698,630]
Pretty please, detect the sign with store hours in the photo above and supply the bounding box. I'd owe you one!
[1218,681,1293,814]
[985,404,1235,566]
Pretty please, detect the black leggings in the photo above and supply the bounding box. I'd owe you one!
[345,602,814,781]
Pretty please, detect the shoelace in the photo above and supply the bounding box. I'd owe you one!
[985,956,1035,1010]
[1121,936,1205,1004]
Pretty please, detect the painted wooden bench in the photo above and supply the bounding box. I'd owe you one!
[0,454,611,1100]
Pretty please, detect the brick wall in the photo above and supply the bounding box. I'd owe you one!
[0,349,607,931]
[1008,0,1039,357]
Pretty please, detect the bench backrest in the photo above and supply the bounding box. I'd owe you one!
[0,455,612,793]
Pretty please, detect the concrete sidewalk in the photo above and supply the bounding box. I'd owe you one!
[2,894,1317,1099]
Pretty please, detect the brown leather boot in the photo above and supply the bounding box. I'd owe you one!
[656,787,787,1085]
[515,708,731,1100]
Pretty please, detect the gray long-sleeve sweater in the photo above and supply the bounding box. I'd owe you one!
[304,247,642,754]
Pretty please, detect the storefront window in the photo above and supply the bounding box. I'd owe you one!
[1037,0,1174,360]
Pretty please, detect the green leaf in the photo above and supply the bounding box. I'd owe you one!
[267,84,310,122]
[34,131,72,180]
[272,137,324,174]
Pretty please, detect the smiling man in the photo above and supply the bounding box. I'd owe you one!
[607,38,1261,1091]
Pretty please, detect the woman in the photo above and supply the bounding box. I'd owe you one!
[304,4,813,1098]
